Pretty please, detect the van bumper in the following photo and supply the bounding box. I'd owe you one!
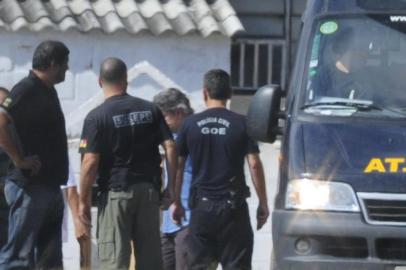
[273,210,406,270]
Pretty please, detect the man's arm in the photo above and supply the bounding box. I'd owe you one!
[161,139,177,199]
[247,153,269,230]
[159,154,171,209]
[65,186,88,241]
[171,156,186,225]
[0,111,40,174]
[78,153,100,237]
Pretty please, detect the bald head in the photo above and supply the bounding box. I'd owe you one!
[100,58,127,85]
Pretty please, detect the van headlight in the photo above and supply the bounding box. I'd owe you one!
[285,179,360,212]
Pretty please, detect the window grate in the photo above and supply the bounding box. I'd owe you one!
[231,39,287,93]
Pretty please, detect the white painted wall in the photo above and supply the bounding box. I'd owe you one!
[0,29,230,134]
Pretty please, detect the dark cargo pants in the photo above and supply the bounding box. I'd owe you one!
[97,182,162,270]
[187,199,253,270]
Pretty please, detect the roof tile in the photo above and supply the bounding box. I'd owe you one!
[98,11,124,33]
[121,12,148,33]
[68,0,92,15]
[1,0,24,23]
[19,0,48,22]
[145,12,172,35]
[114,0,138,18]
[10,17,28,32]
[91,0,116,17]
[49,0,69,11]
[169,13,195,35]
[0,0,244,37]
[57,16,80,31]
[162,0,187,19]
[197,15,220,37]
[76,10,101,32]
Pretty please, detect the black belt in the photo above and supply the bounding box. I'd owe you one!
[198,196,246,210]
[109,186,126,192]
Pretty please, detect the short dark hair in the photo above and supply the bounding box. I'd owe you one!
[332,28,355,55]
[100,58,127,84]
[0,87,9,95]
[153,88,193,115]
[32,40,69,70]
[203,69,232,100]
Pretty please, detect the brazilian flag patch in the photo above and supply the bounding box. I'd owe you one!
[79,139,88,149]
[2,97,12,108]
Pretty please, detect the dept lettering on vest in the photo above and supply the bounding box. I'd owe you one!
[201,127,226,135]
[198,117,230,136]
[197,117,230,128]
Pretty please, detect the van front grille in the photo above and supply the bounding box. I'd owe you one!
[364,199,406,222]
[358,193,406,226]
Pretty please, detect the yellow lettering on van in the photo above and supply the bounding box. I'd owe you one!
[385,158,405,172]
[364,158,386,173]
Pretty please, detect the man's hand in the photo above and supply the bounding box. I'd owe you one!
[160,188,174,210]
[73,216,91,243]
[247,153,269,230]
[78,202,92,238]
[171,201,185,226]
[15,155,41,176]
[256,202,269,230]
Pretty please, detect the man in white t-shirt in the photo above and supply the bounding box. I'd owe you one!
[61,164,85,243]
[61,163,90,267]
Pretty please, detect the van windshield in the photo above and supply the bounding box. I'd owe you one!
[303,15,406,117]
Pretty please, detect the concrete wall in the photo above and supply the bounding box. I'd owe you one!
[0,30,230,126]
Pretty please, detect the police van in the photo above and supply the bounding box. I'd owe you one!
[247,0,406,269]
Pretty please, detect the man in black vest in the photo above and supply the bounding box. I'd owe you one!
[173,69,269,270]
[78,57,177,270]
[0,40,69,270]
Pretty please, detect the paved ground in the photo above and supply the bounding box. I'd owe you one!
[246,142,280,270]
[63,142,281,269]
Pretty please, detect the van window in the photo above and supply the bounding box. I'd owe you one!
[355,0,406,10]
[303,15,406,117]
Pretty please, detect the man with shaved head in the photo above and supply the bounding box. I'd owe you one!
[78,57,177,270]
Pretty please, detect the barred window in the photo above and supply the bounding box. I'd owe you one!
[231,39,287,93]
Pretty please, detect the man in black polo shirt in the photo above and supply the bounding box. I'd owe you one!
[172,69,269,270]
[0,41,69,270]
[78,57,177,270]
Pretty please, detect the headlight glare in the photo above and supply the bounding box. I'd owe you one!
[285,179,360,212]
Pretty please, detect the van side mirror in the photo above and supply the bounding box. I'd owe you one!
[247,85,284,143]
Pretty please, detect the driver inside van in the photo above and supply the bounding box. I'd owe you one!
[311,27,381,101]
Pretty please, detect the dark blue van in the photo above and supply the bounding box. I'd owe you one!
[247,0,406,269]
